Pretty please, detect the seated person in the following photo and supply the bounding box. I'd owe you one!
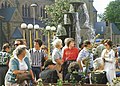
[64,62,82,82]
[90,58,108,84]
[39,59,59,83]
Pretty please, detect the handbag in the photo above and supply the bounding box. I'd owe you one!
[91,71,108,84]
[15,71,32,84]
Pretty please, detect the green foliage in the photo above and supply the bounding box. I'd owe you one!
[45,0,70,26]
[104,0,120,23]
[97,13,106,22]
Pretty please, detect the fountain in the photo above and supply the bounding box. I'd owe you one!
[82,3,95,42]
[57,1,95,46]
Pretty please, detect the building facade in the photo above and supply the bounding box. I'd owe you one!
[0,0,119,49]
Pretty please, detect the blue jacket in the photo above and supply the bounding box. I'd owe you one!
[5,57,31,83]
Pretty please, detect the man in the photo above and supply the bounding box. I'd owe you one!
[39,59,59,83]
[77,40,94,74]
[0,43,11,86]
[29,38,48,80]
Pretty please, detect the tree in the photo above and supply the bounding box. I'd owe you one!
[45,0,70,26]
[97,13,106,22]
[104,0,120,23]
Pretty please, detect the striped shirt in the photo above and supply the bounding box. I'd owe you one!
[29,48,47,67]
[0,51,10,65]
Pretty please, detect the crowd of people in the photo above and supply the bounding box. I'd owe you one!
[0,38,120,86]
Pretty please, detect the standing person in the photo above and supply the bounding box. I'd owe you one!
[5,45,35,86]
[29,38,48,80]
[101,40,116,85]
[13,39,32,65]
[62,38,79,80]
[0,43,11,86]
[96,39,105,57]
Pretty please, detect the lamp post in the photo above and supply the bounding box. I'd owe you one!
[51,26,56,39]
[28,24,33,48]
[21,23,27,39]
[46,26,56,58]
[20,23,40,48]
[46,26,51,58]
[34,24,40,39]
[31,3,37,40]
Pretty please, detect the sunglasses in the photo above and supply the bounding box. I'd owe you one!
[104,43,108,46]
[14,44,19,46]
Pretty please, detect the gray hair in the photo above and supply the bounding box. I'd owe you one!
[52,39,62,48]
[14,45,26,56]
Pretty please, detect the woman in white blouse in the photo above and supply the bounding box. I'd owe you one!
[101,40,116,85]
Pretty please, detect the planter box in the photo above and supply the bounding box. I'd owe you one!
[42,83,107,86]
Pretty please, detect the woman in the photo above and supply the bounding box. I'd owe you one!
[52,39,63,71]
[101,40,116,85]
[62,38,79,80]
[5,45,35,86]
[52,39,63,79]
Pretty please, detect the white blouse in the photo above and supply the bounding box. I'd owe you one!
[19,58,28,71]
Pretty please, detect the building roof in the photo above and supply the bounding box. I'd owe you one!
[94,22,106,35]
[0,7,16,21]
[94,22,120,35]
[11,27,23,39]
[23,18,46,28]
[111,23,120,35]
[93,6,97,12]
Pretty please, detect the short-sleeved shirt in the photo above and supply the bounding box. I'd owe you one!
[0,51,10,65]
[29,48,47,67]
[52,48,62,64]
[62,47,79,62]
[77,47,93,68]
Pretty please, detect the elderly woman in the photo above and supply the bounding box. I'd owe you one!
[52,39,63,72]
[101,39,116,85]
[5,45,35,86]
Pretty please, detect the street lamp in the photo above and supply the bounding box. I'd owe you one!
[45,26,56,58]
[46,26,51,58]
[31,3,37,40]
[21,23,27,39]
[34,24,40,39]
[51,26,56,39]
[20,22,41,48]
[28,24,33,48]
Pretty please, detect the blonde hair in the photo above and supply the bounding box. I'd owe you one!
[52,39,62,48]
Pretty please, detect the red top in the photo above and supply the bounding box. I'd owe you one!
[62,47,79,62]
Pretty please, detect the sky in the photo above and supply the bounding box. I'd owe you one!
[93,0,115,14]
